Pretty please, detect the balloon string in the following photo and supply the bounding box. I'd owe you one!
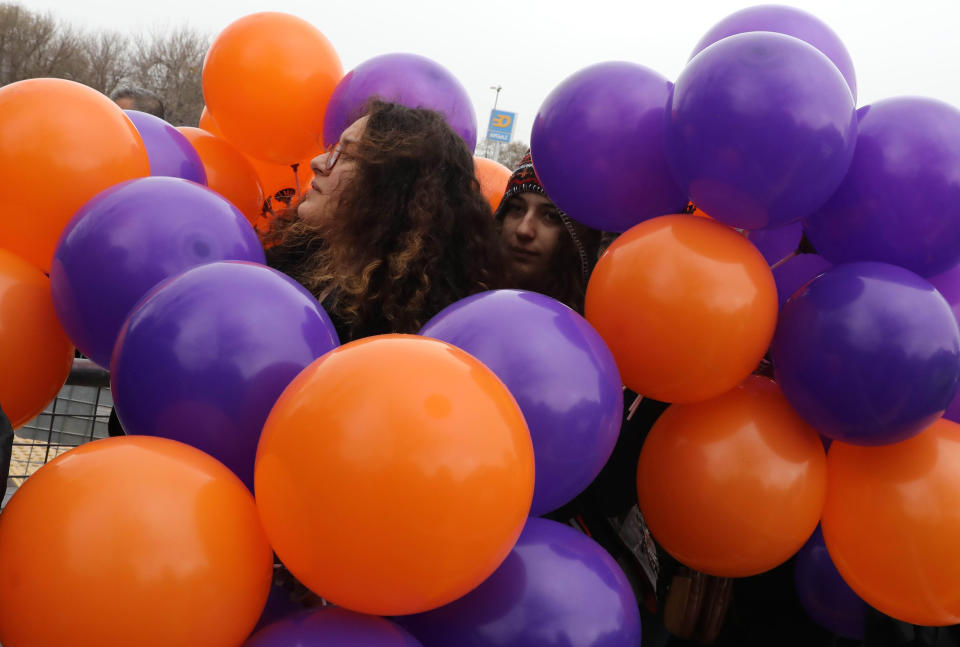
[627,394,644,421]
[770,250,799,271]
[291,163,300,197]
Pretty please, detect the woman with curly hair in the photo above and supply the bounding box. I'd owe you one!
[265,100,502,341]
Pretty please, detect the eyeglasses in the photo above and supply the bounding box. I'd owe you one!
[319,141,345,175]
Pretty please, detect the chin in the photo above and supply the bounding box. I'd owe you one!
[296,201,321,223]
[508,267,542,290]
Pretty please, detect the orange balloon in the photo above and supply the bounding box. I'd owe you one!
[585,214,777,403]
[203,12,343,164]
[249,155,316,216]
[178,127,265,229]
[823,419,960,626]
[0,436,273,647]
[0,249,73,428]
[198,106,222,136]
[197,110,311,224]
[637,376,827,577]
[0,78,149,271]
[474,156,512,213]
[255,335,535,616]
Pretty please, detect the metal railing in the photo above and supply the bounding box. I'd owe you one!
[3,360,112,508]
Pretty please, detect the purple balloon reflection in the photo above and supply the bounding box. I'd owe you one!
[772,253,832,308]
[773,262,960,445]
[420,290,623,516]
[805,98,960,277]
[323,53,477,151]
[246,607,422,647]
[795,526,867,639]
[397,518,641,647]
[747,221,802,266]
[667,32,857,230]
[124,110,206,184]
[51,177,264,368]
[111,262,340,490]
[690,4,857,101]
[531,62,688,232]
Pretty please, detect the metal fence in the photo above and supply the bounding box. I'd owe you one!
[3,361,112,509]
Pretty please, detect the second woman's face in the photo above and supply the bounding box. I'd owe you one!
[298,116,368,225]
[500,191,564,287]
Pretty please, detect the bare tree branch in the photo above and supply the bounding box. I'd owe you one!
[481,140,528,171]
[0,3,208,125]
[128,25,208,125]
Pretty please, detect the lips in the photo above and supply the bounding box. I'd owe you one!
[508,246,539,260]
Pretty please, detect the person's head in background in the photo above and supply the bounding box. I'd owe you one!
[111,86,165,120]
[495,152,602,313]
[265,100,503,340]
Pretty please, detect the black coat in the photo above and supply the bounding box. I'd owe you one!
[1,403,13,504]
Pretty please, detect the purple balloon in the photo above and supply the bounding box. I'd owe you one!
[323,53,477,151]
[946,388,960,425]
[530,62,688,232]
[420,290,623,515]
[397,518,642,647]
[929,262,960,423]
[804,98,960,277]
[772,262,960,445]
[51,177,265,368]
[667,32,857,230]
[111,261,339,490]
[747,221,802,266]
[124,110,207,184]
[246,607,422,647]
[772,253,832,308]
[795,526,867,639]
[691,5,857,101]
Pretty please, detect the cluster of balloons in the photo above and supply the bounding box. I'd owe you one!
[6,2,960,645]
[533,1,960,636]
[0,9,646,647]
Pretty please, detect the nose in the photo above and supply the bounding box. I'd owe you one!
[514,209,537,241]
[310,150,331,176]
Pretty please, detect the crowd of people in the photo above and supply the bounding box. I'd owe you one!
[3,92,957,646]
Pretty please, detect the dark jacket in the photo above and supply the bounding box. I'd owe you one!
[1,403,13,504]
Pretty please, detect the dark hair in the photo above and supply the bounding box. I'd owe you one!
[265,101,503,339]
[110,86,165,119]
[495,201,602,314]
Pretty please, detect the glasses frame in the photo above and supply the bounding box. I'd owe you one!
[321,141,344,175]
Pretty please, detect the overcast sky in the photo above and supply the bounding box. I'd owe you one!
[17,0,960,145]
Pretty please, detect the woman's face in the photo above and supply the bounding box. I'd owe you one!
[500,191,565,287]
[298,116,368,225]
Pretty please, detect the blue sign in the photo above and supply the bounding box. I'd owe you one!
[487,110,516,143]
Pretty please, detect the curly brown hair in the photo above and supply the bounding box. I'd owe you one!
[265,101,503,339]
